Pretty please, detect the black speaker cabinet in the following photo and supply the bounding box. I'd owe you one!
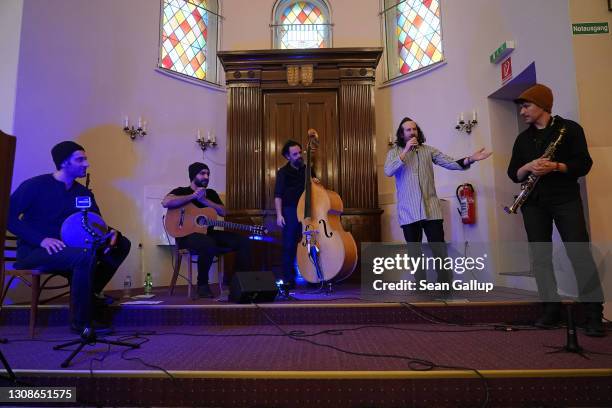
[229,271,278,303]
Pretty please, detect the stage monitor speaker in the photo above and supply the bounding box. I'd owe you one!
[229,271,278,304]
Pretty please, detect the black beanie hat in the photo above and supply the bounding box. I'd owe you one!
[188,162,209,181]
[51,141,85,170]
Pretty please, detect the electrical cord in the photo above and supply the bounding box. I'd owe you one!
[116,333,177,382]
[8,312,607,407]
[89,342,112,379]
[400,301,539,331]
[253,302,491,408]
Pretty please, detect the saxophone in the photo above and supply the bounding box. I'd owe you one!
[504,122,567,214]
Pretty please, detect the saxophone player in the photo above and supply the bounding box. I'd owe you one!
[507,84,604,337]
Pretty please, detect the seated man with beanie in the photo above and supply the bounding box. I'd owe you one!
[162,162,251,298]
[8,141,131,333]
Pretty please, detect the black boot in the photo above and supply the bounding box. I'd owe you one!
[583,302,605,337]
[197,284,214,299]
[535,302,562,328]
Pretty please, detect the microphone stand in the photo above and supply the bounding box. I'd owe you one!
[544,303,605,360]
[0,345,16,383]
[53,208,139,368]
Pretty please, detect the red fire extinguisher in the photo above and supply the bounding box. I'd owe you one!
[456,183,476,224]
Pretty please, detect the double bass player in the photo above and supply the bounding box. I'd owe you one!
[274,130,357,290]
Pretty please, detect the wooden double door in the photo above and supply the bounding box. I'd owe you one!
[264,91,338,210]
[261,91,340,275]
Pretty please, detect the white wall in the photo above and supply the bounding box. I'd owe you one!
[0,0,24,134]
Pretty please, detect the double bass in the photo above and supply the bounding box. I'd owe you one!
[296,129,358,283]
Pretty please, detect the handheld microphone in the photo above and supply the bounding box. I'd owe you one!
[407,136,418,152]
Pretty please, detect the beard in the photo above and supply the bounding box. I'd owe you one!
[194,178,208,188]
[292,157,304,167]
[69,166,87,178]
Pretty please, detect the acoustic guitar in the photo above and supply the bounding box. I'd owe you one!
[164,203,267,238]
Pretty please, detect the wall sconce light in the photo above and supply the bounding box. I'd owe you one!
[388,133,395,147]
[196,130,217,152]
[455,111,478,134]
[123,116,147,140]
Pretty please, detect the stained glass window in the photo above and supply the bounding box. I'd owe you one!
[159,0,219,83]
[383,0,444,80]
[273,0,331,49]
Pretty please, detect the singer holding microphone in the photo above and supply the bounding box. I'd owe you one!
[384,117,491,294]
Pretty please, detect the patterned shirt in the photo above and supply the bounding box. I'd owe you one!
[384,144,469,226]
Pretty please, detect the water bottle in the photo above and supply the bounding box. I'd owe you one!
[144,272,153,295]
[123,275,132,298]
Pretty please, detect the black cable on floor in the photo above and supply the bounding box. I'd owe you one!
[115,333,177,383]
[400,301,539,332]
[253,303,491,408]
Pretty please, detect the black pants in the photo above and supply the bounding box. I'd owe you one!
[16,235,131,326]
[521,198,603,303]
[401,219,451,285]
[177,230,251,286]
[280,207,302,284]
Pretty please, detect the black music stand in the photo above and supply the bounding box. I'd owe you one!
[53,209,139,368]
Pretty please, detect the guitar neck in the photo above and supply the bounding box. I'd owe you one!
[206,219,258,233]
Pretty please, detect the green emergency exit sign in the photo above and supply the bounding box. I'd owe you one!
[572,22,609,35]
[489,41,515,64]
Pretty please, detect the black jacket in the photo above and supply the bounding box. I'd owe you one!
[507,115,592,205]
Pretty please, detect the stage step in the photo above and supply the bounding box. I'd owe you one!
[6,368,612,407]
[0,291,609,407]
[0,299,555,328]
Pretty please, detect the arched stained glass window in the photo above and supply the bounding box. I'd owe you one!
[383,0,444,81]
[272,0,332,49]
[159,0,220,83]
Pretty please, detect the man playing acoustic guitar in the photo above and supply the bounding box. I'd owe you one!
[162,162,251,298]
[8,141,131,333]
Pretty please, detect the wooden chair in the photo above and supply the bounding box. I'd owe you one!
[168,247,225,300]
[1,235,70,337]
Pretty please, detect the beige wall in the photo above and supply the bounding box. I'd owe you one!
[0,0,24,134]
[569,0,612,239]
[221,0,381,50]
[569,0,612,316]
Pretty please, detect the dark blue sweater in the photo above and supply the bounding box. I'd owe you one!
[8,174,100,257]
